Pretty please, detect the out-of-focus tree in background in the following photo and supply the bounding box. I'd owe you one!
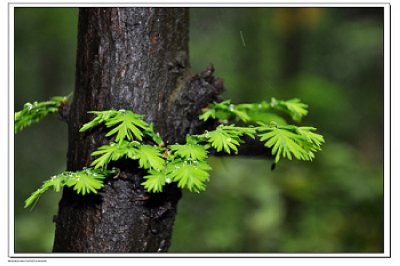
[14,7,384,253]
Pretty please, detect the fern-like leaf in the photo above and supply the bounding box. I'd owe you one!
[79,110,118,132]
[142,169,168,193]
[258,124,324,163]
[167,159,211,192]
[259,126,309,163]
[80,110,149,144]
[15,100,62,133]
[199,100,251,122]
[137,145,165,170]
[169,143,208,161]
[24,168,117,209]
[104,110,149,143]
[63,169,107,195]
[199,107,216,121]
[208,130,240,154]
[270,98,308,122]
[91,143,121,169]
[295,126,325,147]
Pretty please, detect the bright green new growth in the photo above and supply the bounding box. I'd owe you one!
[169,143,208,161]
[24,168,118,210]
[258,124,323,163]
[79,109,150,143]
[16,96,324,208]
[199,97,308,124]
[89,140,165,170]
[14,95,71,133]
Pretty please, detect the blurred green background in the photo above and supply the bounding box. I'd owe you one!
[14,7,384,253]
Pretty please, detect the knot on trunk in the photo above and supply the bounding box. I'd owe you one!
[185,63,226,104]
[168,63,226,143]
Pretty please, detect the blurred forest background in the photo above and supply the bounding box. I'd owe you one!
[14,7,384,253]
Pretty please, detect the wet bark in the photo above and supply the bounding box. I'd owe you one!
[52,7,225,253]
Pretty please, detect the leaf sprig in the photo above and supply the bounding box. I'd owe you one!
[14,95,71,133]
[80,110,150,143]
[24,168,118,210]
[17,95,324,207]
[199,98,308,124]
[258,123,324,163]
[142,144,212,193]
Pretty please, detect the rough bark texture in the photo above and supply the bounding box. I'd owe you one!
[52,7,225,253]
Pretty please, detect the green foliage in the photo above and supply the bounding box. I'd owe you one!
[197,99,323,165]
[80,109,149,143]
[145,123,164,145]
[16,94,323,206]
[169,143,208,161]
[270,98,308,122]
[142,159,212,193]
[142,137,212,193]
[137,145,166,170]
[14,95,71,133]
[24,168,117,209]
[199,100,251,122]
[91,141,134,169]
[167,159,212,192]
[141,169,169,193]
[258,123,323,163]
[199,98,308,124]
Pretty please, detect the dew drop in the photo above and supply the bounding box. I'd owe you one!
[258,104,262,108]
[229,104,235,111]
[166,177,172,183]
[24,103,32,111]
[227,138,231,142]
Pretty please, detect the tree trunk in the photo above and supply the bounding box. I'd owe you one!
[52,7,224,253]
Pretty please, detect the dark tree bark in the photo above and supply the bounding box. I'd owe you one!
[52,7,273,253]
[52,7,225,253]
